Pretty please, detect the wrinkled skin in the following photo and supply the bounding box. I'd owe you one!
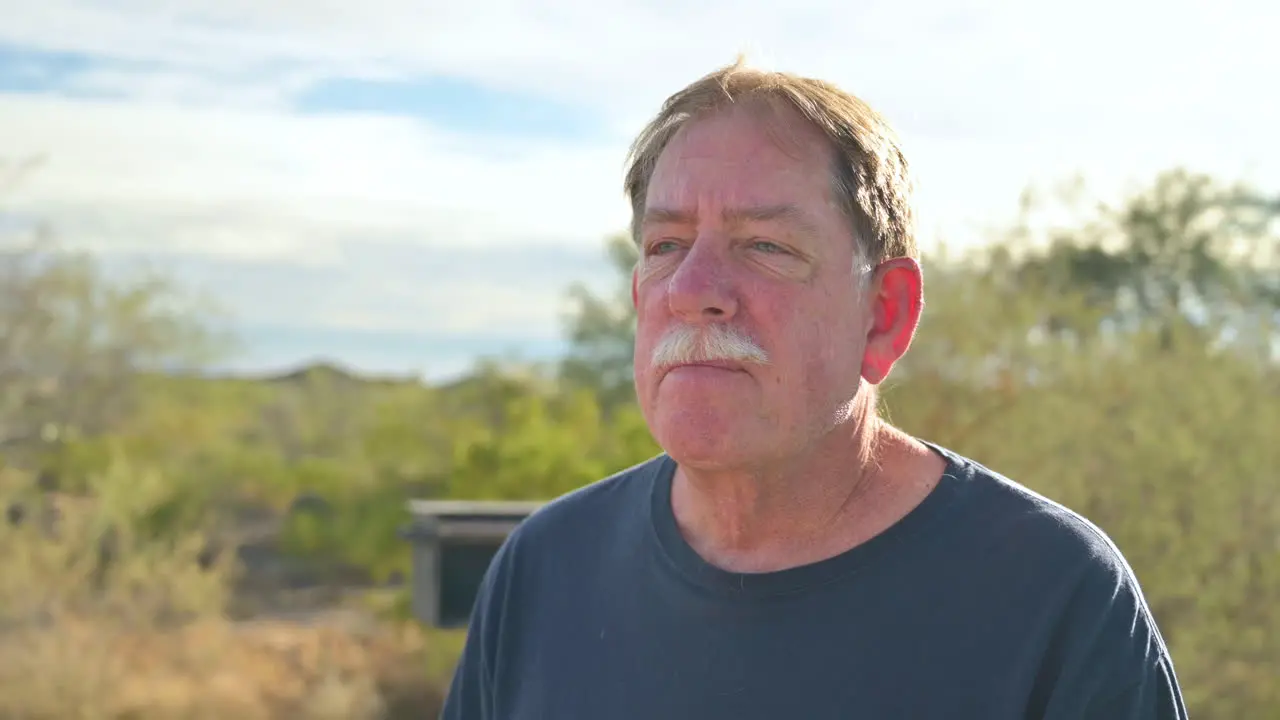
[631,101,922,475]
[629,101,932,571]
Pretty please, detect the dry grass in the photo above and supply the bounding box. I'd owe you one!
[0,461,444,720]
[0,614,440,719]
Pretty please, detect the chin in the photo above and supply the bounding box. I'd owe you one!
[648,407,759,468]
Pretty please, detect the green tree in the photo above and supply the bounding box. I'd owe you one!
[0,233,233,481]
[559,233,640,413]
[1002,169,1280,349]
[445,369,659,502]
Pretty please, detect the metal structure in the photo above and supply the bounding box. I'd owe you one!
[400,499,543,628]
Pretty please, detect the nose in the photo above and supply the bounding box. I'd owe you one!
[666,238,739,323]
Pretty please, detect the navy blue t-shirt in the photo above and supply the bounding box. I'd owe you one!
[441,441,1188,719]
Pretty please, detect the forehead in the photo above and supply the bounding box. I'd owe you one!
[645,102,837,212]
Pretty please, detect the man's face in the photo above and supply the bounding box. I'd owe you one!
[631,103,875,470]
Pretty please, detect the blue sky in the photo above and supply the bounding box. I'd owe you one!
[296,75,605,142]
[0,0,1276,381]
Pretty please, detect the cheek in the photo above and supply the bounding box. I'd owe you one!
[634,266,672,311]
[778,301,864,379]
[634,293,665,341]
[634,254,681,294]
[632,292,668,369]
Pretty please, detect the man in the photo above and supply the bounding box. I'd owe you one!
[441,58,1187,719]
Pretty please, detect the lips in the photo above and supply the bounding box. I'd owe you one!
[681,360,745,372]
[660,360,748,381]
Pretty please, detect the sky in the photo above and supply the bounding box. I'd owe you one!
[0,0,1275,381]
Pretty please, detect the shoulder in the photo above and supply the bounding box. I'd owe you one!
[462,454,667,639]
[929,442,1180,700]
[516,453,668,544]
[931,441,1145,579]
[476,453,668,585]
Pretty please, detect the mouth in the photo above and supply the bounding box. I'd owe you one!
[660,360,749,380]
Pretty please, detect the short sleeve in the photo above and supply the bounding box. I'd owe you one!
[1081,657,1188,720]
[1033,526,1189,720]
[439,534,517,720]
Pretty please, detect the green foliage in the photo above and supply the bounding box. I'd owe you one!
[280,482,412,584]
[0,235,233,469]
[0,455,231,627]
[991,169,1280,349]
[5,167,1276,717]
[559,233,641,413]
[886,331,1280,716]
[447,384,659,500]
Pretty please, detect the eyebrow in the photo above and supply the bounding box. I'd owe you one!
[642,203,821,235]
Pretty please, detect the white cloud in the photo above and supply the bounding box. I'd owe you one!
[96,240,617,342]
[60,66,319,110]
[1,0,1277,373]
[3,1,1273,237]
[6,0,1275,134]
[0,94,632,260]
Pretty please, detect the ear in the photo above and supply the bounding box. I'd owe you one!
[860,257,924,385]
[631,265,640,309]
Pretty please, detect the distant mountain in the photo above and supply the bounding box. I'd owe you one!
[207,325,571,384]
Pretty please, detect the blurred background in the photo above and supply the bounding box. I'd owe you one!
[0,1,1277,718]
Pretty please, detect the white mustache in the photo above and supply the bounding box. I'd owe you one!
[651,324,770,368]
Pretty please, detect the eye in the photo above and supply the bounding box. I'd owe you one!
[749,239,787,254]
[646,239,683,256]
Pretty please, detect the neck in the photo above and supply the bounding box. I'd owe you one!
[669,407,943,574]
